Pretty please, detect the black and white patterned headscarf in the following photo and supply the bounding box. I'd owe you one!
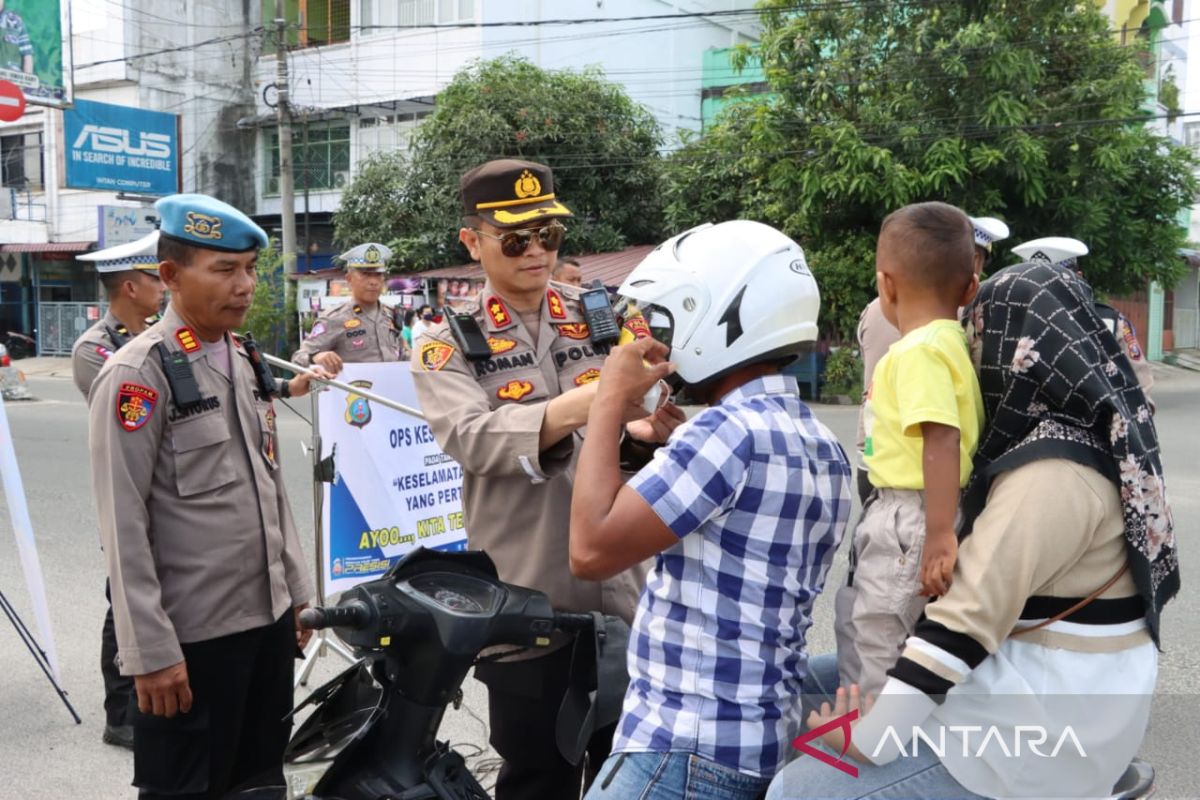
[962,261,1178,645]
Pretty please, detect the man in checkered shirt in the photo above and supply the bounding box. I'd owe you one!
[570,221,852,799]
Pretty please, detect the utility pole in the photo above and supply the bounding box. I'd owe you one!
[274,2,298,276]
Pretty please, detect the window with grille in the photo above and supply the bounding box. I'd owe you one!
[261,0,350,51]
[358,0,475,34]
[265,124,351,195]
[0,132,44,190]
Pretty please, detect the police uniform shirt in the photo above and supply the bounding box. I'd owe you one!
[89,304,314,676]
[411,282,645,628]
[72,310,132,401]
[292,301,401,366]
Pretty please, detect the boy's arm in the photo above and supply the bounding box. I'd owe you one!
[570,338,678,581]
[920,421,960,596]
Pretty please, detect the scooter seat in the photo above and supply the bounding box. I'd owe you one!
[1111,758,1155,799]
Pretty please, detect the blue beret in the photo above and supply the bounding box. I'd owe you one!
[154,193,269,253]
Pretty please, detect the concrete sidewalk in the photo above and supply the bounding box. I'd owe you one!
[8,356,73,379]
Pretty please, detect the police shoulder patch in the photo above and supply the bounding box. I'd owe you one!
[574,368,601,386]
[116,382,159,432]
[497,380,534,401]
[546,288,568,320]
[557,323,590,340]
[488,336,518,354]
[420,341,456,371]
[175,327,201,353]
[95,345,113,360]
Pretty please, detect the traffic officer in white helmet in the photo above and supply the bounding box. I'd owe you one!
[1011,236,1154,406]
[568,220,853,798]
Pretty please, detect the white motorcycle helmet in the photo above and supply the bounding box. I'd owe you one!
[616,220,820,386]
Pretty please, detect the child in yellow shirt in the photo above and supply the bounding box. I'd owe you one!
[834,202,985,698]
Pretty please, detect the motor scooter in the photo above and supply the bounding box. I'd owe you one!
[284,548,596,800]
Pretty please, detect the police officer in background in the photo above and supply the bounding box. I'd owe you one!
[89,194,326,799]
[73,232,165,401]
[72,231,166,750]
[1011,236,1154,407]
[292,242,402,371]
[411,159,681,800]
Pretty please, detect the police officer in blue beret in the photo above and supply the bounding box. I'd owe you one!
[88,194,329,799]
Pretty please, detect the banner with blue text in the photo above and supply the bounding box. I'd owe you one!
[319,363,467,595]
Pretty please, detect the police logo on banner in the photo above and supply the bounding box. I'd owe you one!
[345,380,374,428]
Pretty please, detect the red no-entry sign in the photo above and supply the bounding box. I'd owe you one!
[0,81,26,123]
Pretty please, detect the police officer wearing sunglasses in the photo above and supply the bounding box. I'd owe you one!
[410,159,680,800]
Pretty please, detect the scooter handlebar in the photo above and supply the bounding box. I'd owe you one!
[299,601,371,630]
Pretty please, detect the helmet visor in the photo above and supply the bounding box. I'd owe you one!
[613,297,675,350]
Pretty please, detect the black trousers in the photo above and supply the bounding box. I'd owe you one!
[102,580,135,726]
[475,644,615,800]
[132,613,295,800]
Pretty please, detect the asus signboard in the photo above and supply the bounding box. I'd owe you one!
[64,100,179,195]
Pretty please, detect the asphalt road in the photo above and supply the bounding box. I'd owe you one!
[0,360,1197,798]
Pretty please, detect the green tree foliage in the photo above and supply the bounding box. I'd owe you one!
[665,1,1198,339]
[242,243,296,357]
[334,56,665,269]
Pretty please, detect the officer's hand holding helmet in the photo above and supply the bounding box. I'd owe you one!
[613,220,820,391]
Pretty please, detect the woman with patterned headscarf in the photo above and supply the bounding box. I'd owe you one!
[768,260,1178,800]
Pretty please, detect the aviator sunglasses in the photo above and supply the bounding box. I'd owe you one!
[472,221,566,257]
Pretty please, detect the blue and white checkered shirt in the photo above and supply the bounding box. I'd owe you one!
[614,374,851,777]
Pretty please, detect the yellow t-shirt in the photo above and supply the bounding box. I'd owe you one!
[863,319,983,489]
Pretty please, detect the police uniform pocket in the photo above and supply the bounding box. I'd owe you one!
[132,705,210,794]
[170,414,236,496]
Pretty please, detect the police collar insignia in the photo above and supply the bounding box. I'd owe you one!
[353,305,363,314]
[116,382,158,431]
[345,380,374,428]
[420,341,455,371]
[497,380,534,401]
[175,327,201,353]
[486,296,513,330]
[557,323,589,340]
[487,336,518,354]
[546,288,567,321]
[574,368,601,386]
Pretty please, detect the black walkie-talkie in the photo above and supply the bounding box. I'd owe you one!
[239,333,278,399]
[155,343,203,410]
[443,307,493,361]
[581,281,621,348]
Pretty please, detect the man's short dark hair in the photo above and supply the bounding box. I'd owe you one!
[100,270,136,298]
[879,202,974,295]
[157,235,199,267]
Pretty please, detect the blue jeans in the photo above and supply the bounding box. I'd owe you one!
[585,752,772,800]
[767,653,985,800]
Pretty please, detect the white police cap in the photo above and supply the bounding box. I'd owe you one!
[339,242,392,271]
[78,231,160,275]
[969,217,1010,253]
[1011,237,1088,269]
